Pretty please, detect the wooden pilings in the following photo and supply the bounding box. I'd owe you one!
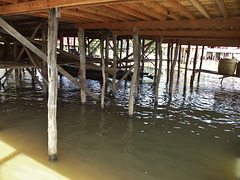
[197,46,205,82]
[112,35,117,93]
[183,43,191,94]
[47,8,59,161]
[129,27,139,116]
[78,28,86,104]
[100,34,106,109]
[190,45,198,89]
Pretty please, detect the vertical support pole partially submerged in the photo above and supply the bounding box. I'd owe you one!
[42,23,48,95]
[197,46,205,83]
[78,28,86,104]
[129,27,139,116]
[112,35,117,93]
[101,34,106,109]
[183,43,191,95]
[169,40,180,99]
[47,8,59,161]
[190,45,198,89]
[154,36,163,105]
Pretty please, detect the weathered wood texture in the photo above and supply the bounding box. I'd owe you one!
[47,8,59,161]
[78,28,86,104]
[129,27,139,116]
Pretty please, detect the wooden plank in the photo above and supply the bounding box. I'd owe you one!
[129,27,139,116]
[143,1,180,20]
[215,0,230,19]
[76,18,240,29]
[106,4,154,21]
[161,0,196,20]
[126,2,167,21]
[189,0,211,19]
[78,28,86,104]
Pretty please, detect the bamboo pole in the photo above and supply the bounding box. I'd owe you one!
[154,36,163,105]
[47,8,59,161]
[197,46,205,83]
[190,45,198,89]
[78,28,86,104]
[169,40,180,98]
[129,27,139,116]
[112,34,117,93]
[183,43,191,94]
[101,34,106,109]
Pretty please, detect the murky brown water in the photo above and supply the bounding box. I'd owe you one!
[0,63,240,180]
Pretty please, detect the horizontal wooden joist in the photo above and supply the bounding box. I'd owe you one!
[76,18,240,29]
[112,30,240,39]
[0,0,144,15]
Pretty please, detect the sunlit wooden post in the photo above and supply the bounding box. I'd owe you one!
[129,27,139,116]
[78,28,86,104]
[48,7,59,161]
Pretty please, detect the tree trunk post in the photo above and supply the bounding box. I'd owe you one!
[47,8,59,161]
[166,43,171,84]
[197,46,205,83]
[42,23,48,95]
[100,34,106,109]
[177,44,182,81]
[78,28,86,104]
[129,27,139,116]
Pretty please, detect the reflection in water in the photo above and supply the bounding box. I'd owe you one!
[0,68,240,179]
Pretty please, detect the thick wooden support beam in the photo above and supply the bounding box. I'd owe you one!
[78,28,86,104]
[215,0,229,19]
[76,18,240,29]
[47,8,59,161]
[189,0,211,19]
[0,17,99,100]
[129,27,139,116]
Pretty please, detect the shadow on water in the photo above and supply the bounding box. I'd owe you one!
[0,69,240,179]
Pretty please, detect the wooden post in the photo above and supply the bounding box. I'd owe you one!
[112,34,117,93]
[197,46,205,83]
[105,32,109,85]
[154,42,158,84]
[60,32,63,51]
[183,43,191,94]
[125,37,129,85]
[100,34,106,109]
[190,45,198,89]
[129,27,139,116]
[134,38,141,99]
[78,28,86,104]
[169,40,180,98]
[47,8,59,161]
[42,23,48,95]
[155,36,163,105]
[14,41,20,88]
[177,44,182,81]
[141,39,145,79]
[166,43,171,84]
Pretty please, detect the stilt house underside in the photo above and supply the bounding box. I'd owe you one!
[0,0,239,46]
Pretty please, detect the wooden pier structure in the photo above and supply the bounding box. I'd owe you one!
[0,0,239,161]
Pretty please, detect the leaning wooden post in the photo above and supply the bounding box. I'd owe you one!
[169,40,180,98]
[100,34,106,109]
[154,41,158,84]
[154,36,163,105]
[112,34,117,93]
[190,45,198,89]
[197,46,205,83]
[129,27,139,116]
[183,43,191,94]
[14,41,20,88]
[78,28,86,104]
[47,8,59,161]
